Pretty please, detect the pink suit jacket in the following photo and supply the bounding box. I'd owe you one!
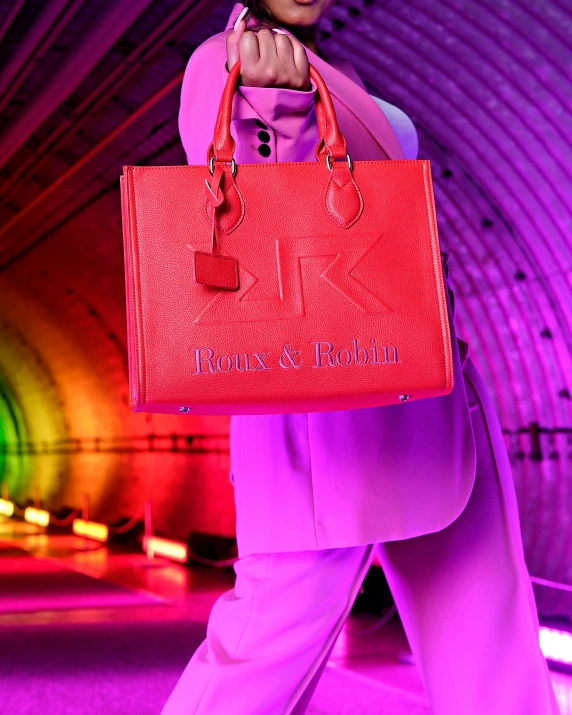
[178,3,477,557]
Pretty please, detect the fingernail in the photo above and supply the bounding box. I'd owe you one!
[233,6,249,31]
[272,28,287,34]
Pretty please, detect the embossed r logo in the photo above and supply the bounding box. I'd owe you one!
[186,233,392,325]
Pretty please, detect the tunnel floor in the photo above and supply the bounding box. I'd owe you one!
[0,519,570,715]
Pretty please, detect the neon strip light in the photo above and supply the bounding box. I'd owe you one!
[72,519,109,542]
[540,626,572,666]
[143,535,187,563]
[0,499,14,517]
[24,507,50,527]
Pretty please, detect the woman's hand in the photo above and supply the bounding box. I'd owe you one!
[226,18,312,91]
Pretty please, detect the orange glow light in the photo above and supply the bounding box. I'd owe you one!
[24,507,50,527]
[143,535,188,563]
[0,499,15,517]
[72,519,109,542]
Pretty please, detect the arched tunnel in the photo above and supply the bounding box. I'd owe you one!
[0,0,571,702]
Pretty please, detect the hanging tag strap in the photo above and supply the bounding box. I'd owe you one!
[193,165,239,291]
[205,167,224,254]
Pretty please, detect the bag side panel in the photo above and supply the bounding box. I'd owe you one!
[121,168,146,410]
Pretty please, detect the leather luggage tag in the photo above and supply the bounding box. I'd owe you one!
[194,250,239,290]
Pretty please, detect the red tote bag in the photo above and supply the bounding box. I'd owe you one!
[120,60,453,415]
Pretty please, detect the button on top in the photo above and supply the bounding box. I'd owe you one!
[258,144,271,157]
[254,119,268,129]
[257,130,271,143]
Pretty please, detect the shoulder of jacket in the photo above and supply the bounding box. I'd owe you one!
[194,31,230,54]
[368,94,418,160]
[369,95,413,126]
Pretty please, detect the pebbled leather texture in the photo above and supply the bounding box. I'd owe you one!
[120,63,453,415]
[121,159,453,415]
[324,162,363,228]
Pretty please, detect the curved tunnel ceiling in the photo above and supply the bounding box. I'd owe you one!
[0,0,570,610]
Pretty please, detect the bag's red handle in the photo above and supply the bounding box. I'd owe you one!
[206,60,348,168]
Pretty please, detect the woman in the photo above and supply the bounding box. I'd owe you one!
[162,2,561,713]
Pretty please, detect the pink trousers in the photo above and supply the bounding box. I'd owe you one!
[161,360,561,714]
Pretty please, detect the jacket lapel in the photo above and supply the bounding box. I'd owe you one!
[222,6,405,160]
